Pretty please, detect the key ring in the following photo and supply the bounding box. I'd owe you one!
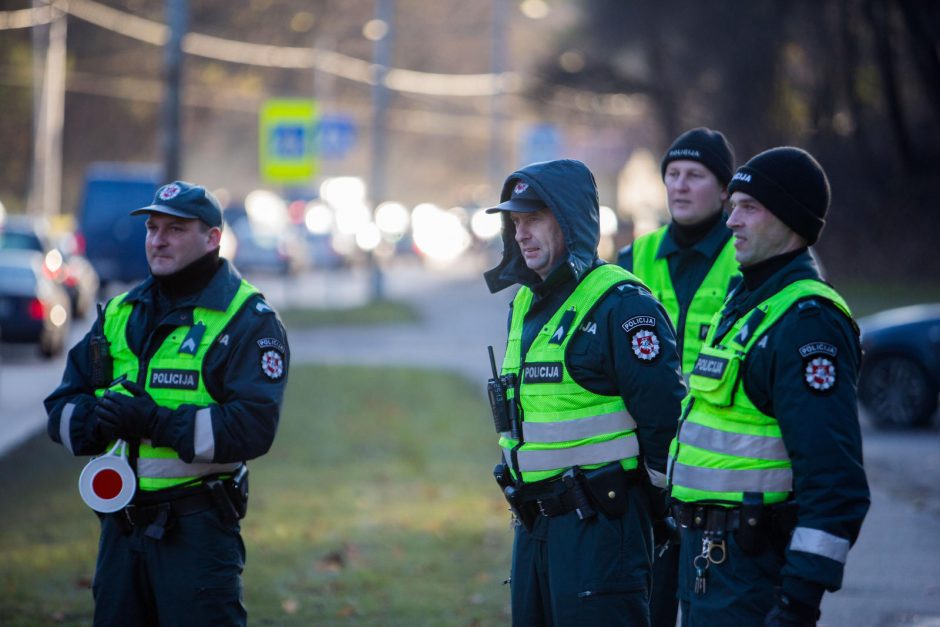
[705,538,727,564]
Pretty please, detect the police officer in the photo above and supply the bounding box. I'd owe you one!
[666,148,870,625]
[484,159,686,626]
[44,181,290,626]
[618,127,740,375]
[618,127,741,626]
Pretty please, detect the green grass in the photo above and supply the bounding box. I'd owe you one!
[277,300,419,328]
[0,366,512,626]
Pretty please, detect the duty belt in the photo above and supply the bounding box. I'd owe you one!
[111,487,218,540]
[671,502,748,532]
[123,490,216,526]
[518,476,585,518]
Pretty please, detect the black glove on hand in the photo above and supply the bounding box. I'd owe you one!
[93,399,119,443]
[764,591,820,627]
[93,381,160,441]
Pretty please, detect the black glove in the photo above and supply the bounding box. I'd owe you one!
[93,381,160,441]
[92,399,119,442]
[764,591,820,627]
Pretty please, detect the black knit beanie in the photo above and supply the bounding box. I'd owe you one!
[727,146,830,245]
[660,127,735,187]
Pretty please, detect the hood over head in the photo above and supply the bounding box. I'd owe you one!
[483,159,600,293]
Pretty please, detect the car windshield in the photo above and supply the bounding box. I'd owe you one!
[0,231,43,252]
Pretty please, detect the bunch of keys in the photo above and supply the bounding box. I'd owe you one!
[693,532,727,595]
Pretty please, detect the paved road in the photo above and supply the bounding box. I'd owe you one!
[2,259,938,626]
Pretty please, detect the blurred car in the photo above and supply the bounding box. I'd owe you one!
[0,216,99,319]
[858,303,940,429]
[226,211,309,277]
[0,250,72,358]
[77,162,157,288]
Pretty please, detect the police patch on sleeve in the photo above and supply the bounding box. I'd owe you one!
[631,329,661,361]
[260,349,285,380]
[804,356,836,392]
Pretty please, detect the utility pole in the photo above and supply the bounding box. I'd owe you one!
[161,0,188,182]
[29,1,66,219]
[490,0,507,192]
[367,0,393,301]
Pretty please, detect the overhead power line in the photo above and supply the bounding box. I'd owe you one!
[16,0,515,96]
[1,0,649,115]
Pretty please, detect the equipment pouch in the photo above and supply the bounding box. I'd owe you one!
[224,465,249,520]
[688,345,740,408]
[734,492,766,555]
[207,479,239,524]
[580,463,632,519]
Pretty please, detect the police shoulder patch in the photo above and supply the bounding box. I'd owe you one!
[631,328,661,362]
[260,349,285,380]
[798,341,837,359]
[621,315,656,334]
[257,337,286,353]
[803,355,836,392]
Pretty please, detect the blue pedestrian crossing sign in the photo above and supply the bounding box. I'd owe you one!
[315,114,357,159]
[259,99,318,184]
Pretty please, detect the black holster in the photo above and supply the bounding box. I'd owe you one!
[225,465,249,520]
[494,463,537,531]
[206,479,240,525]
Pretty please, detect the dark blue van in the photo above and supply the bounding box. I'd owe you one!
[77,163,161,288]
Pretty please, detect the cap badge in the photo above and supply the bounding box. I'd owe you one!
[513,182,529,195]
[159,183,182,200]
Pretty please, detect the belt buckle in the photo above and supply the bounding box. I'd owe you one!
[537,499,548,517]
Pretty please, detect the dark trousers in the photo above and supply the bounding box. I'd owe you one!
[92,509,246,627]
[650,540,680,627]
[677,527,783,627]
[510,485,653,627]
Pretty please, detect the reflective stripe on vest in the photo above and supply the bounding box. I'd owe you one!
[631,227,739,373]
[499,264,646,484]
[668,279,852,505]
[102,280,259,491]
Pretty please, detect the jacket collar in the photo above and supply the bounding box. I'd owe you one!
[123,258,244,312]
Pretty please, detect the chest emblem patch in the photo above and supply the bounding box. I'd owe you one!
[261,349,285,380]
[804,356,836,391]
[631,329,660,361]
